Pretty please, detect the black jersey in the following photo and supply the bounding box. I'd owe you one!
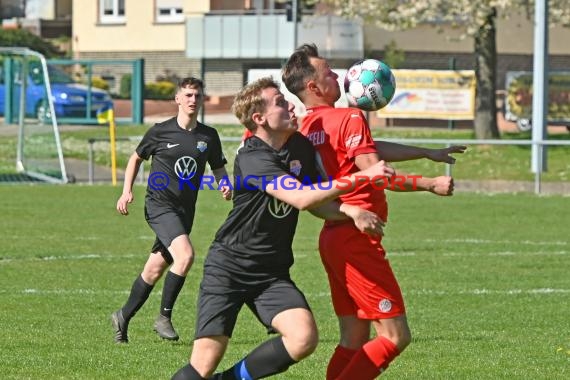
[136,117,227,208]
[205,132,319,282]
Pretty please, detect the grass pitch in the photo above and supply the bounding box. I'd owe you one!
[0,186,568,379]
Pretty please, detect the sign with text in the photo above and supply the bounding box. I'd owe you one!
[378,70,476,120]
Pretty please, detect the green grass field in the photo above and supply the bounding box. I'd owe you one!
[1,186,568,379]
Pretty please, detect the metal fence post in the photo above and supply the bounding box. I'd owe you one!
[534,142,542,195]
[88,138,95,185]
[445,143,452,177]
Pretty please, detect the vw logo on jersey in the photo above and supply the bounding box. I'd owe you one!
[197,141,208,152]
[174,156,198,180]
[267,197,292,219]
[289,160,302,176]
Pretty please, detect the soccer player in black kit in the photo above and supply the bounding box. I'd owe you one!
[111,77,231,343]
[172,77,393,379]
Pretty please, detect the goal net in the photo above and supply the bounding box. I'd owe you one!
[0,47,68,183]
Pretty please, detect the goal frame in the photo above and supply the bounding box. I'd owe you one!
[0,47,68,183]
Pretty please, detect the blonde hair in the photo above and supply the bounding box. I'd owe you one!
[231,77,280,131]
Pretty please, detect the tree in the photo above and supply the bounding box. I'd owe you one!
[319,0,570,138]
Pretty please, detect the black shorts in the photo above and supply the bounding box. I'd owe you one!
[194,267,311,339]
[144,201,195,264]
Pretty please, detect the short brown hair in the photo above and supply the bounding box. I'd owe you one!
[177,77,204,92]
[231,77,280,131]
[282,43,320,98]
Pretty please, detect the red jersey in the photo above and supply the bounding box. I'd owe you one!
[241,129,253,141]
[300,105,388,222]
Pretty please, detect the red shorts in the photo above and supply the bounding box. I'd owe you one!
[319,222,405,320]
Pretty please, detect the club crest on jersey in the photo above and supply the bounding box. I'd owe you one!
[289,160,302,176]
[268,198,293,219]
[197,141,208,152]
[345,134,362,149]
[378,299,392,313]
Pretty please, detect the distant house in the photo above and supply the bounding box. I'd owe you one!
[1,0,72,40]
[1,0,26,19]
[71,1,570,97]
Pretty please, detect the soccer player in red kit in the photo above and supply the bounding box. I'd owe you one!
[282,44,466,379]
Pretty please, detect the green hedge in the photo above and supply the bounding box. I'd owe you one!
[119,74,176,100]
[0,29,62,58]
[119,74,132,99]
[145,80,176,100]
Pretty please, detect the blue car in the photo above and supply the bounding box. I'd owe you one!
[0,62,113,123]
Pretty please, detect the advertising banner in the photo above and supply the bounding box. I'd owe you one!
[378,69,476,120]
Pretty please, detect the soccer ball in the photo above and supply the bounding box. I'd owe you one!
[344,59,396,111]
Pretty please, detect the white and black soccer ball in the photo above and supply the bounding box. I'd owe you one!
[344,59,396,112]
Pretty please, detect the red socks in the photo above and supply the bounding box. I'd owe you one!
[335,336,400,379]
[326,345,358,380]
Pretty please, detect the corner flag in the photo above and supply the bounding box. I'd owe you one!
[97,105,118,186]
[97,105,114,124]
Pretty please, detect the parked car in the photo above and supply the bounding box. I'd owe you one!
[0,62,113,123]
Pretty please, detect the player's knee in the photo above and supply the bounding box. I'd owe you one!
[302,328,319,357]
[286,328,319,360]
[142,262,166,284]
[339,319,371,349]
[375,316,412,352]
[387,324,411,352]
[173,252,194,271]
[398,327,412,351]
[143,268,162,283]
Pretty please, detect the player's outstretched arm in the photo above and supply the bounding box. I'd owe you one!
[387,171,455,196]
[265,160,394,211]
[116,152,143,215]
[375,141,466,164]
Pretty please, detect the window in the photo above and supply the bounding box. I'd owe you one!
[156,0,184,23]
[100,0,125,24]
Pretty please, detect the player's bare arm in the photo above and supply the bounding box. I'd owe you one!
[375,141,466,164]
[212,167,232,200]
[116,152,144,215]
[353,150,455,196]
[354,151,381,170]
[265,160,394,210]
[424,175,455,196]
[308,202,385,237]
[387,171,455,196]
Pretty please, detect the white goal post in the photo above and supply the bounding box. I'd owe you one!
[0,47,68,183]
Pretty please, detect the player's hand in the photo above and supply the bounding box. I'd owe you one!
[219,185,232,201]
[426,145,467,164]
[341,204,385,238]
[116,192,134,215]
[354,210,385,238]
[429,176,454,196]
[362,160,395,183]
